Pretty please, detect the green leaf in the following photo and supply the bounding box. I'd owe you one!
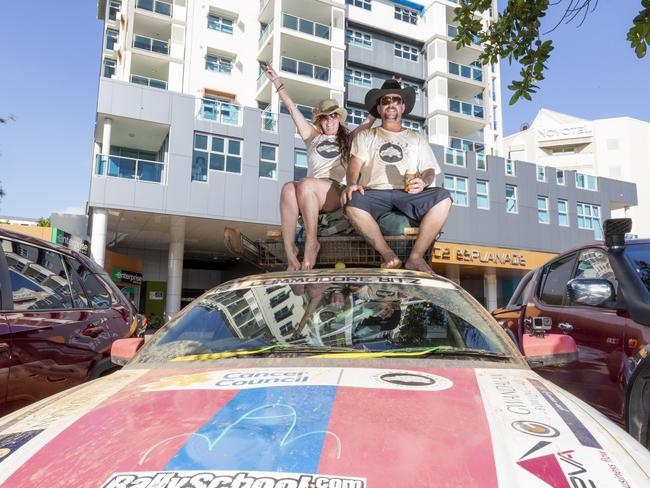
[635,42,647,58]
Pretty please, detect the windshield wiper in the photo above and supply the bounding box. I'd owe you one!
[311,346,512,360]
[171,344,367,362]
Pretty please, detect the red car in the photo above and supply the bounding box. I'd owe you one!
[492,219,650,448]
[0,228,137,415]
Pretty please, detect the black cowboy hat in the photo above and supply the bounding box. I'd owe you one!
[364,79,416,118]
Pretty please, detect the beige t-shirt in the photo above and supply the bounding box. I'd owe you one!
[306,134,346,184]
[351,128,441,189]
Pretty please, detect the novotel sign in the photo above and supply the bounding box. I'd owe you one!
[536,123,593,141]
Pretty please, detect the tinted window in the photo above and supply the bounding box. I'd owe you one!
[624,244,650,295]
[575,248,618,289]
[63,257,90,308]
[65,257,112,308]
[539,254,576,306]
[2,238,73,310]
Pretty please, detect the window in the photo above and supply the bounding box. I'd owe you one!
[505,159,516,176]
[395,6,418,24]
[205,54,232,74]
[294,149,308,180]
[556,169,566,186]
[401,80,420,100]
[402,119,421,131]
[346,108,369,126]
[108,0,121,21]
[280,102,313,121]
[577,203,602,239]
[536,165,546,182]
[551,147,575,155]
[106,28,118,50]
[64,257,112,308]
[192,133,242,181]
[208,13,234,34]
[345,68,372,87]
[476,153,487,171]
[103,58,116,78]
[346,0,371,10]
[445,148,466,167]
[505,185,518,214]
[259,143,278,179]
[443,175,468,206]
[346,29,372,48]
[575,249,617,290]
[476,180,489,210]
[62,259,89,308]
[539,253,577,306]
[576,172,598,191]
[558,199,569,227]
[394,42,418,61]
[537,196,549,224]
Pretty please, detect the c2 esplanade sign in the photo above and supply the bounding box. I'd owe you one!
[430,242,557,270]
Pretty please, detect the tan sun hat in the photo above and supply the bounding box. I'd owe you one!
[312,99,348,127]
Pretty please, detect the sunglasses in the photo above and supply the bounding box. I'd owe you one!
[380,95,403,106]
[320,113,340,120]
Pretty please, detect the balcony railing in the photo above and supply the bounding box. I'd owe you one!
[449,99,484,119]
[131,74,167,89]
[136,0,172,16]
[282,13,330,40]
[257,70,269,91]
[447,25,480,45]
[199,99,242,126]
[95,154,166,183]
[261,109,278,132]
[449,61,483,82]
[281,56,329,82]
[133,34,169,55]
[258,23,274,50]
[260,0,271,13]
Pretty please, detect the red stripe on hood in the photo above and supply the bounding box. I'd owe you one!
[5,369,238,488]
[318,368,498,487]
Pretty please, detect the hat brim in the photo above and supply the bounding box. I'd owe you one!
[365,87,416,118]
[312,107,348,127]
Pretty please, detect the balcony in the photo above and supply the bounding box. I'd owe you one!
[258,23,274,50]
[135,0,172,17]
[131,74,167,89]
[449,99,484,119]
[282,13,330,40]
[261,109,278,132]
[133,34,169,55]
[447,25,480,45]
[199,99,242,126]
[281,56,329,82]
[449,61,483,82]
[95,154,166,183]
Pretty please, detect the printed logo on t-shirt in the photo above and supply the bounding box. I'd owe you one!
[316,140,340,159]
[378,142,403,163]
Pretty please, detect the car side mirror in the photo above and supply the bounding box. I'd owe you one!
[522,333,578,368]
[567,278,615,307]
[111,338,144,366]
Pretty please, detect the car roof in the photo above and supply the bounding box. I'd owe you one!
[0,227,93,265]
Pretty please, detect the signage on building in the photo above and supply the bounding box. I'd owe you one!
[149,291,164,300]
[431,242,556,270]
[111,268,143,286]
[51,228,90,256]
[535,123,593,141]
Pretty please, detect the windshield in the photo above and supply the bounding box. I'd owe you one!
[133,276,513,363]
[625,244,650,295]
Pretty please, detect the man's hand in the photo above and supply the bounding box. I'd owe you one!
[407,178,426,194]
[340,184,364,206]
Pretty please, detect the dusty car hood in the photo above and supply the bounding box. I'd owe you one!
[1,365,649,487]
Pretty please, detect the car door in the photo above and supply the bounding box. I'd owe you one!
[527,248,627,424]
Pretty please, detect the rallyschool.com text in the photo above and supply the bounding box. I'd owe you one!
[102,471,367,488]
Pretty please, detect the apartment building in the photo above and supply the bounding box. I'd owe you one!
[89,0,636,319]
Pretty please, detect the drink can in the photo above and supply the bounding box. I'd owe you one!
[404,170,417,191]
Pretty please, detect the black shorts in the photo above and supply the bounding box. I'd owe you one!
[346,187,452,221]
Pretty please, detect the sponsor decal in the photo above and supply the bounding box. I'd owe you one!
[378,142,404,163]
[143,368,453,392]
[599,451,632,488]
[517,441,599,488]
[511,420,559,438]
[0,430,43,463]
[316,141,340,159]
[102,471,366,488]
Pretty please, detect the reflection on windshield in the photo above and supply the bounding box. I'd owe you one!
[134,280,508,363]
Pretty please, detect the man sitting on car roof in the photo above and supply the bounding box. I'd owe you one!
[340,79,452,274]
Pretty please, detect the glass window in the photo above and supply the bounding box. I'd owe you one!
[575,249,617,288]
[108,0,121,20]
[346,108,369,126]
[505,185,518,214]
[345,68,372,87]
[346,0,371,10]
[207,13,234,34]
[65,257,112,308]
[205,54,232,74]
[558,199,569,227]
[537,196,549,224]
[539,253,577,306]
[445,148,466,167]
[624,245,650,295]
[505,159,515,176]
[577,203,602,239]
[192,133,242,181]
[402,119,421,131]
[280,102,313,121]
[536,165,546,182]
[476,153,487,171]
[394,42,418,61]
[556,169,566,186]
[106,28,119,50]
[395,6,418,24]
[103,58,116,78]
[62,258,90,308]
[476,180,489,210]
[444,175,468,207]
[508,271,534,306]
[294,149,308,180]
[345,29,372,48]
[576,172,598,191]
[260,143,278,179]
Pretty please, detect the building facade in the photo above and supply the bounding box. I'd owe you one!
[89,0,636,319]
[503,108,650,238]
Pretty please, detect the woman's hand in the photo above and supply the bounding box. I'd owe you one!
[264,63,281,86]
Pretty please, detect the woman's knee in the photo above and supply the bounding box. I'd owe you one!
[295,178,318,200]
[281,181,297,200]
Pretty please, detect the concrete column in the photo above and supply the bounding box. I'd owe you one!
[445,264,460,285]
[484,267,498,312]
[101,118,112,155]
[165,216,186,320]
[90,208,108,267]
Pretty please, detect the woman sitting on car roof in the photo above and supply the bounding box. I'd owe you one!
[263,63,375,271]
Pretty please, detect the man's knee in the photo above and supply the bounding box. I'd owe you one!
[345,204,368,221]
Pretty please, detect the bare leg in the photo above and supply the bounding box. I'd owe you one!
[296,178,341,270]
[405,197,452,274]
[345,206,401,268]
[280,182,301,271]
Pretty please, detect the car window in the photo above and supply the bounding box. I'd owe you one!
[63,257,90,308]
[508,271,534,306]
[538,253,577,306]
[575,248,618,289]
[64,257,112,308]
[624,244,650,295]
[1,238,73,310]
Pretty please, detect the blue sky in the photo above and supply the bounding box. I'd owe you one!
[0,0,648,218]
